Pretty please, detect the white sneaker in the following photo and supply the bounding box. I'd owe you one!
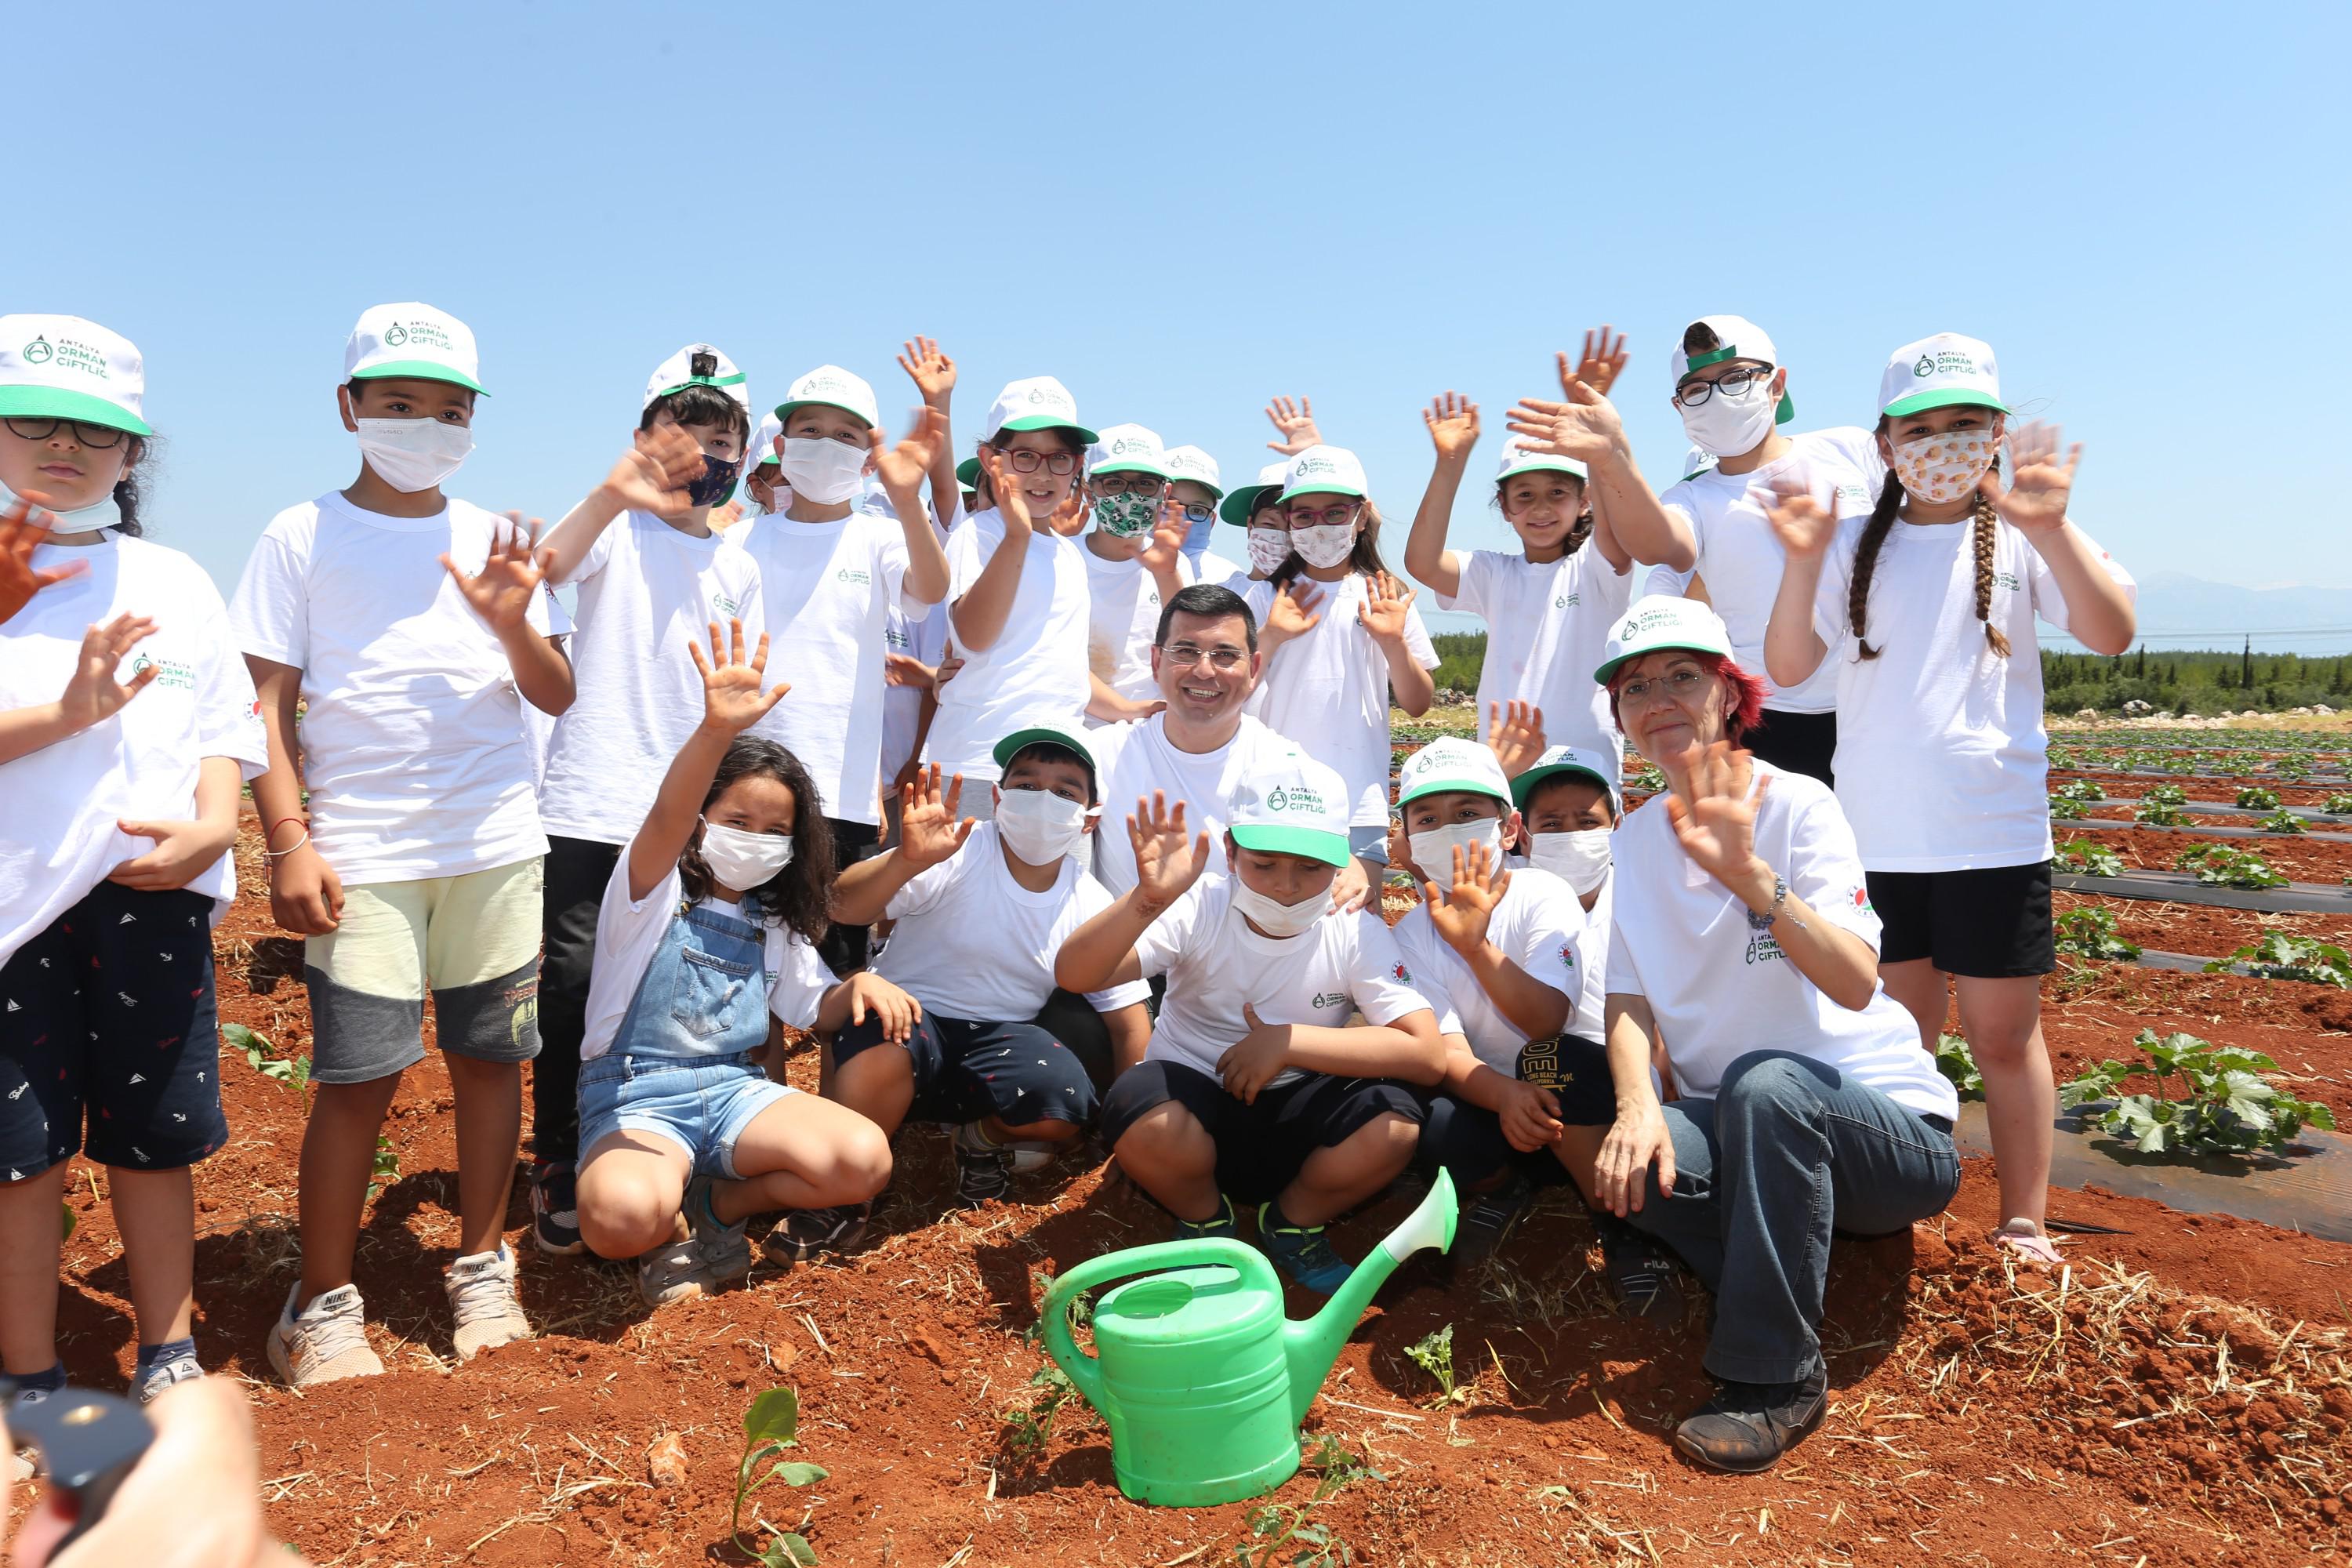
[267,1283,385,1388]
[445,1246,532,1360]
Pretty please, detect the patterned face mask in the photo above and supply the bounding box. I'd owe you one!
[1247,524,1291,575]
[1092,491,1158,538]
[1890,426,1998,506]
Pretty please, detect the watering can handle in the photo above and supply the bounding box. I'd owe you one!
[1036,1237,1270,1410]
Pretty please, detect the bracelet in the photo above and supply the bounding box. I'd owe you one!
[1766,873,1809,932]
[264,829,310,860]
[266,815,307,847]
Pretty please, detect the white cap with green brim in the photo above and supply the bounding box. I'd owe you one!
[992,721,1100,783]
[1396,737,1512,811]
[1511,744,1621,813]
[1227,749,1352,868]
[1878,332,2009,419]
[1668,314,1791,426]
[1494,435,1587,485]
[955,456,980,494]
[748,411,782,469]
[643,342,750,416]
[1593,594,1735,684]
[776,364,880,431]
[344,302,486,395]
[1087,423,1171,477]
[982,376,1098,445]
[1163,445,1223,497]
[1279,445,1367,503]
[1218,459,1287,527]
[0,314,151,437]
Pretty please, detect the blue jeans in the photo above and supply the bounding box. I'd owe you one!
[1624,1051,1958,1384]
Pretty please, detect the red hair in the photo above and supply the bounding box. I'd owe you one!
[1607,650,1767,741]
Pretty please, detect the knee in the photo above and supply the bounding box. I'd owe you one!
[446,1053,521,1086]
[1356,1112,1421,1169]
[826,1122,894,1204]
[1965,1024,2043,1070]
[577,1183,676,1259]
[1720,1052,1828,1117]
[1114,1103,1208,1168]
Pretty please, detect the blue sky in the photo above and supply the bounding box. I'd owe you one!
[17,3,2348,646]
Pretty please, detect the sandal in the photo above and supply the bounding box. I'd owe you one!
[1992,1218,2066,1267]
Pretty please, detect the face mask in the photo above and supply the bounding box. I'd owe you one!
[698,818,795,892]
[1889,426,2000,506]
[1091,491,1158,538]
[1528,828,1612,895]
[1410,821,1504,894]
[354,417,474,493]
[1289,521,1356,569]
[688,453,743,509]
[993,787,1093,864]
[779,437,866,505]
[1246,524,1291,575]
[1230,877,1328,938]
[0,479,119,533]
[1676,374,1777,459]
[1181,510,1217,557]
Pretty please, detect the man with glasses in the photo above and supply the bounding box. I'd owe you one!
[1078,424,1190,724]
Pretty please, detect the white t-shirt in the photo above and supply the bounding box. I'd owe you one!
[1810,515,2136,871]
[1243,575,1439,826]
[1190,547,1250,592]
[1436,547,1634,791]
[874,822,1150,1021]
[1391,865,1584,1073]
[923,510,1092,786]
[1605,762,1955,1119]
[1088,714,1304,895]
[1570,868,1610,1044]
[1656,427,1885,714]
[229,492,570,885]
[539,510,764,844]
[0,533,268,967]
[1133,873,1432,1089]
[1083,542,1191,716]
[740,509,927,826]
[577,859,837,1062]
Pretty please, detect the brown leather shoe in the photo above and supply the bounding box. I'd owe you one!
[1673,1366,1828,1472]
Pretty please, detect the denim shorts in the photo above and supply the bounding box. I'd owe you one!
[575,1048,796,1178]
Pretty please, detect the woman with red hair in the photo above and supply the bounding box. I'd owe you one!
[1560,596,1958,1474]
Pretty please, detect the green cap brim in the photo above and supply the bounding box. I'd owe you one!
[0,386,152,437]
[1396,774,1511,811]
[351,361,488,395]
[1511,760,1612,809]
[773,398,875,430]
[1229,822,1350,869]
[955,457,981,490]
[1880,389,2010,419]
[1219,483,1279,527]
[992,724,1100,780]
[995,413,1100,445]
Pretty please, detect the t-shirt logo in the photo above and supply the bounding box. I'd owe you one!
[129,653,194,692]
[1311,991,1348,1010]
[1852,886,1873,914]
[1559,942,1576,970]
[1554,592,1580,610]
[836,567,871,585]
[713,594,739,618]
[1392,961,1413,984]
[1994,571,2020,592]
[23,337,52,365]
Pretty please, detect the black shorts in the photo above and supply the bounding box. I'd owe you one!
[1866,860,2055,978]
[0,883,230,1177]
[1099,1060,1426,1205]
[1744,707,1836,787]
[834,1010,1098,1130]
[1417,1035,1611,1184]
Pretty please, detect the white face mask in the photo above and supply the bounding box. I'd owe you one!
[1229,877,1327,938]
[354,416,474,494]
[1889,426,2000,506]
[1246,524,1291,575]
[1676,373,1777,459]
[1410,820,1504,894]
[993,786,1093,865]
[1288,521,1356,570]
[1528,828,1612,895]
[0,478,119,533]
[698,818,795,892]
[779,437,867,505]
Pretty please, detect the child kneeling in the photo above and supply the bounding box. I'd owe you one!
[1058,753,1444,1294]
[574,622,898,1305]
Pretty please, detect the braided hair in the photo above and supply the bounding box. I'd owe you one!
[1849,440,2010,662]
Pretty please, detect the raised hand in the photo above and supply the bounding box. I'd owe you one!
[980,450,1034,539]
[1486,699,1547,779]
[931,652,965,694]
[1263,395,1322,456]
[1504,377,1627,467]
[1139,503,1188,578]
[1128,790,1210,913]
[1422,391,1481,464]
[602,423,705,515]
[1558,325,1629,399]
[1265,579,1323,641]
[1044,479,1091,538]
[872,405,946,492]
[1758,474,1838,561]
[1984,420,2081,535]
[0,494,85,624]
[895,336,957,405]
[1219,1003,1292,1104]
[1421,840,1510,956]
[897,763,976,868]
[442,515,554,632]
[1664,741,1767,890]
[686,617,790,734]
[57,612,160,730]
[1360,571,1417,644]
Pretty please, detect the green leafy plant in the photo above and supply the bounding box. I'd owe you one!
[2133,799,2190,827]
[2256,808,2307,835]
[2237,785,2281,810]
[2054,778,2106,804]
[2046,745,2081,770]
[1236,1504,1356,1568]
[2175,844,2290,889]
[1001,1362,1081,1457]
[2276,757,2312,780]
[1403,1324,1457,1402]
[731,1388,826,1566]
[1300,1435,1384,1502]
[1934,1033,1984,1098]
[2056,839,2124,877]
[2320,792,2352,817]
[2061,1029,2336,1156]
[2055,907,2141,962]
[2145,784,2188,807]
[2048,793,2089,821]
[365,1135,400,1201]
[2207,932,2352,987]
[225,1022,310,1094]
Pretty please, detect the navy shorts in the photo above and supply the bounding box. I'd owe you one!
[833,1011,1098,1130]
[1099,1059,1426,1205]
[0,882,230,1178]
[1867,860,2055,978]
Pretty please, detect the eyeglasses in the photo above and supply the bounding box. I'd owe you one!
[1671,365,1774,408]
[1283,501,1362,530]
[3,416,129,449]
[1090,473,1166,499]
[996,448,1079,476]
[1174,501,1215,524]
[1157,643,1250,672]
[1614,667,1707,705]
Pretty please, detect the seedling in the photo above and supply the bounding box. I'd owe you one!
[731,1388,826,1566]
[2056,839,2123,877]
[2237,786,2281,810]
[225,1022,310,1094]
[2145,784,2188,807]
[1404,1324,1457,1403]
[1001,1362,1080,1457]
[1934,1033,1984,1098]
[2132,799,2190,827]
[2053,779,2105,804]
[1236,1504,1356,1568]
[2207,932,2352,988]
[2045,745,2080,770]
[365,1136,399,1201]
[2055,908,2141,963]
[2048,793,2088,821]
[2320,792,2352,817]
[2061,1028,2336,1156]
[1300,1434,1384,1501]
[2256,808,2307,835]
[2175,844,2290,889]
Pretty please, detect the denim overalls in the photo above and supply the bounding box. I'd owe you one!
[575,892,787,1176]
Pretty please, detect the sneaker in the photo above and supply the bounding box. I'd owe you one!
[1673,1365,1829,1472]
[1006,1140,1060,1174]
[530,1160,584,1256]
[763,1200,873,1265]
[637,1178,751,1307]
[1450,1172,1534,1272]
[1172,1194,1241,1243]
[446,1246,533,1359]
[267,1283,384,1388]
[1257,1202,1354,1295]
[1596,1214,1686,1323]
[952,1122,1012,1208]
[132,1347,203,1406]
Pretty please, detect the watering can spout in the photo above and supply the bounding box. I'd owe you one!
[1283,1171,1457,1425]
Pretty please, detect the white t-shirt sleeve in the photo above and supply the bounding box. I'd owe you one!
[1073,873,1153,1012]
[1131,883,1206,979]
[765,927,840,1029]
[564,508,621,586]
[883,844,971,921]
[1809,521,1861,648]
[1506,883,1583,1001]
[1784,782,1882,950]
[1436,550,1495,616]
[1401,601,1439,672]
[2027,521,2136,633]
[1345,912,1436,1027]
[228,517,311,669]
[875,526,921,615]
[946,521,993,603]
[188,591,268,779]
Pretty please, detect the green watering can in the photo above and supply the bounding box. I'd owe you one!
[1039,1171,1456,1507]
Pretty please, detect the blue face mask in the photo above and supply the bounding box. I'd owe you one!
[1180,509,1218,557]
[688,453,742,508]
